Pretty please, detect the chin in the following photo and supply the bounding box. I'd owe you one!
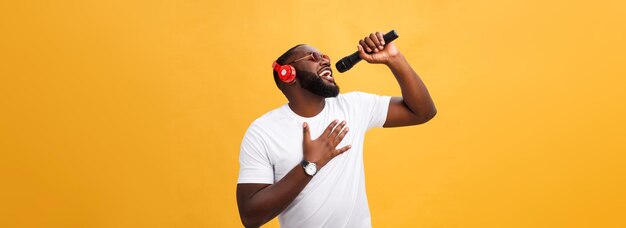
[299,71,340,98]
[320,88,340,98]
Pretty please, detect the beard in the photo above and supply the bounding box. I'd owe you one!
[296,70,340,98]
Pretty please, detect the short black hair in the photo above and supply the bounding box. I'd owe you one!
[273,44,305,89]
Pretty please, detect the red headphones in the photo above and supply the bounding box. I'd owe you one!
[272,61,296,84]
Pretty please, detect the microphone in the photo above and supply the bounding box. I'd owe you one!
[335,30,399,73]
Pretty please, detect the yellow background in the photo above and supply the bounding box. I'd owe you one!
[1,0,625,227]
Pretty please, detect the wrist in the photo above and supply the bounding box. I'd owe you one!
[384,52,406,67]
[300,159,317,176]
[302,155,327,170]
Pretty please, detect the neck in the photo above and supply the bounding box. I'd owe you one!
[287,90,326,118]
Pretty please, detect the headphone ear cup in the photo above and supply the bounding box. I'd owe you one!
[279,65,296,84]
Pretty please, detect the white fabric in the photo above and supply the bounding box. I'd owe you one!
[238,91,391,228]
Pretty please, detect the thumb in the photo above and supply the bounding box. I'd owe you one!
[357,44,373,63]
[302,122,311,141]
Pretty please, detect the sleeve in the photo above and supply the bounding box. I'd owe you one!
[352,91,392,131]
[237,125,274,184]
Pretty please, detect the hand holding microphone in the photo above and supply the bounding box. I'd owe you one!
[336,30,400,73]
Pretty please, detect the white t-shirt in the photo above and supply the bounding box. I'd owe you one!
[238,91,391,228]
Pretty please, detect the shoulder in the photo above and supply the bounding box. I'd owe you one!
[336,91,381,104]
[338,91,363,99]
[243,104,290,139]
[336,91,365,101]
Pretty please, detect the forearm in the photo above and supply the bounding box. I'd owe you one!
[386,53,437,121]
[238,165,311,227]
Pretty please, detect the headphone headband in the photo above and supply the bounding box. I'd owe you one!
[272,61,280,72]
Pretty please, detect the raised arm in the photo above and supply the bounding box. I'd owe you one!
[236,120,351,227]
[357,32,437,128]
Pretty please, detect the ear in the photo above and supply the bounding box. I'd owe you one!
[285,67,297,85]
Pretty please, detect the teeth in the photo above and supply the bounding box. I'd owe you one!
[320,70,332,77]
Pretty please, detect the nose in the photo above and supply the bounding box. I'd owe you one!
[320,56,330,66]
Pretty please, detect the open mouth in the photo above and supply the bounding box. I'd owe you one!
[318,67,335,83]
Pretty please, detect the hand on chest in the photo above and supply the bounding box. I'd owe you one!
[267,116,363,178]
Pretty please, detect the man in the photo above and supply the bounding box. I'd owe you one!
[236,31,436,227]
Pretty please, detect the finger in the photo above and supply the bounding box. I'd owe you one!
[322,119,339,138]
[302,122,311,142]
[376,31,385,47]
[369,33,382,50]
[334,145,352,156]
[364,36,378,53]
[335,126,349,145]
[359,39,372,53]
[330,120,346,139]
[357,44,373,63]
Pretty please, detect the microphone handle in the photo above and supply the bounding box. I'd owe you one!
[336,30,399,73]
